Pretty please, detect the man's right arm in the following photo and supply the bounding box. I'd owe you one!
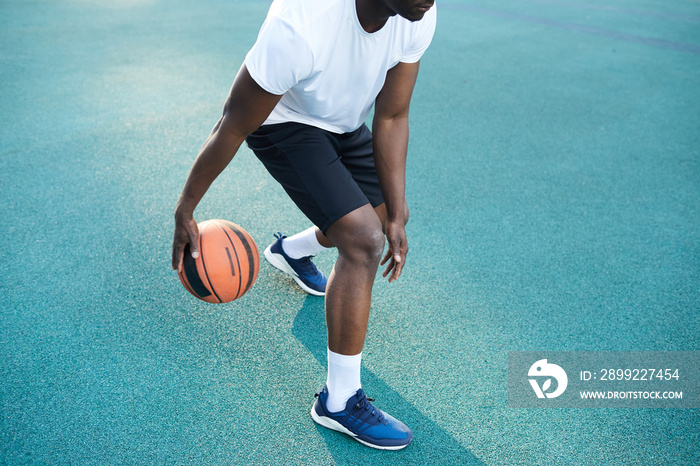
[172,65,282,272]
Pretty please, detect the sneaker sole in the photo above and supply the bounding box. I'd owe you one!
[310,405,410,451]
[264,245,325,297]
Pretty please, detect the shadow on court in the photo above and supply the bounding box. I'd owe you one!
[292,296,483,465]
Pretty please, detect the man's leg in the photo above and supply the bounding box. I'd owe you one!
[324,204,384,355]
[310,204,413,450]
[318,204,383,412]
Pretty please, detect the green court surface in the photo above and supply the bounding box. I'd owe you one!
[1,0,699,464]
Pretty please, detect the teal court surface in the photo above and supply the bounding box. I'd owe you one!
[1,0,699,464]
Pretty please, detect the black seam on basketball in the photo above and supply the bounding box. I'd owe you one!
[218,223,243,299]
[183,243,212,298]
[199,228,222,303]
[225,223,257,294]
[224,247,236,276]
[180,271,197,297]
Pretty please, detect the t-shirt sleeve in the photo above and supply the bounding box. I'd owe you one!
[400,6,437,64]
[244,16,313,95]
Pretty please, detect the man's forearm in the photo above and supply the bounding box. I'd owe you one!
[372,115,409,221]
[175,121,246,217]
[176,64,283,218]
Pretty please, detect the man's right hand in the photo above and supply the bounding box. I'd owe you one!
[172,213,200,272]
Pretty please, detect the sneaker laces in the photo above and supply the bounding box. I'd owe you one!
[293,254,320,275]
[313,388,388,426]
[354,394,387,425]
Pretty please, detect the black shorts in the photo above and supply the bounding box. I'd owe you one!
[245,122,384,234]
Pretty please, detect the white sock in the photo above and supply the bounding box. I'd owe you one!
[281,226,327,259]
[326,349,362,413]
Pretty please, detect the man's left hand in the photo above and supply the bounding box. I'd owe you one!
[381,219,408,282]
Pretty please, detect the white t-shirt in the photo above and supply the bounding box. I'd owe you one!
[245,0,437,134]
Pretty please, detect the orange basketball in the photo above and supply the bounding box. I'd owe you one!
[178,219,260,303]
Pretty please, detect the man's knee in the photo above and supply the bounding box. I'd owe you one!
[327,207,385,266]
[340,223,385,265]
[353,227,385,263]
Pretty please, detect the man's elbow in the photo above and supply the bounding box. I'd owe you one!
[218,105,257,141]
[373,111,409,131]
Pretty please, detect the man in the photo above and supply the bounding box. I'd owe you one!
[172,0,436,450]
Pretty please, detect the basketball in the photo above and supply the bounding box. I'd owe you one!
[178,219,260,303]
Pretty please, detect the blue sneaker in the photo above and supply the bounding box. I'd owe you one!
[311,385,413,450]
[264,233,327,296]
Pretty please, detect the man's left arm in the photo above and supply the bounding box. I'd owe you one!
[373,60,421,282]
